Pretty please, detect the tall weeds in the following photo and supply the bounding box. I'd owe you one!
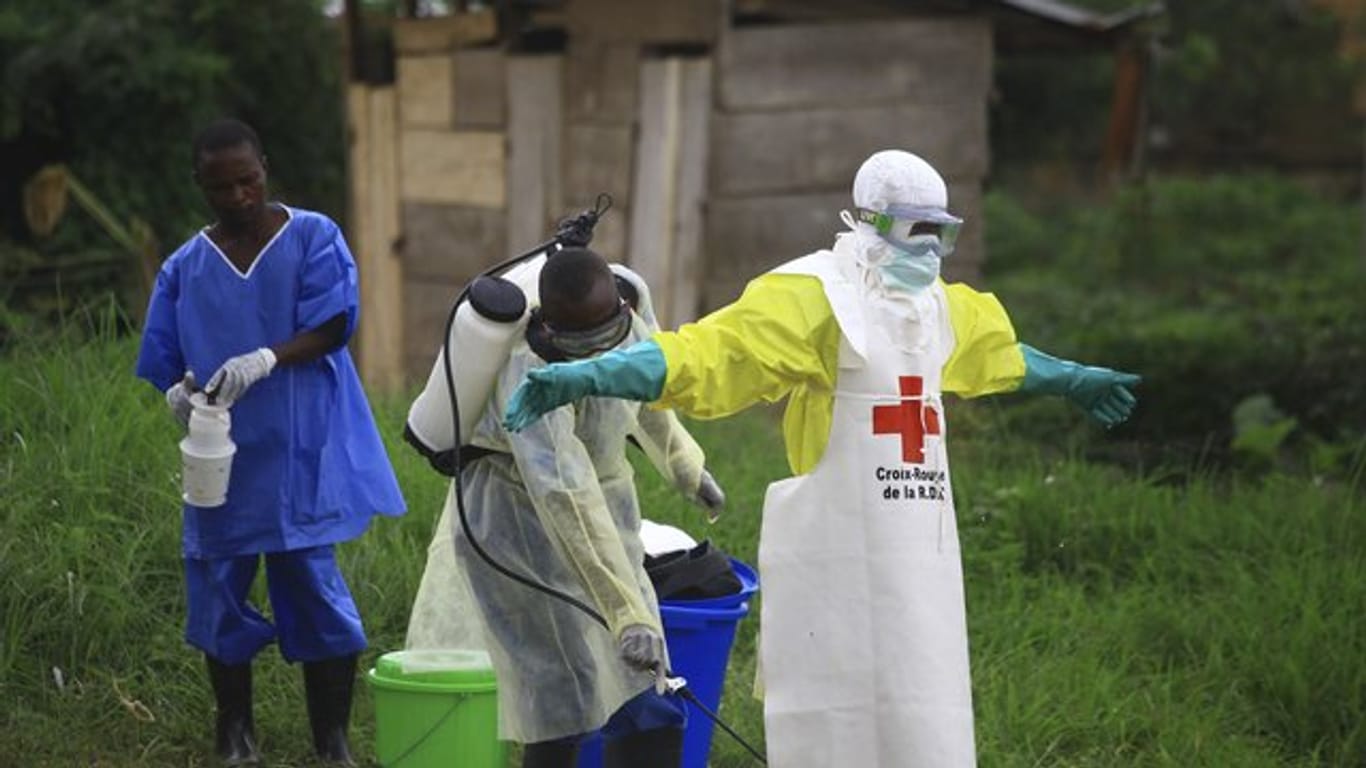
[2,313,1362,765]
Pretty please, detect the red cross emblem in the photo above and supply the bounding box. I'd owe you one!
[872,376,940,464]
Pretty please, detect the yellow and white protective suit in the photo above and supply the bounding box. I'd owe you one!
[500,151,1141,767]
[651,230,1024,766]
[407,308,709,744]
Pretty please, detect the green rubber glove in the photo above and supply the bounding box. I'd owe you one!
[504,340,667,432]
[1018,343,1142,427]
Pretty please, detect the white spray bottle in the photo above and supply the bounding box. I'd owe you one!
[180,392,236,508]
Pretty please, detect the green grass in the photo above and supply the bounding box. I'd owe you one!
[2,324,1362,766]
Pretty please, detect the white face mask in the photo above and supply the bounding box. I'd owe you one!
[877,234,942,293]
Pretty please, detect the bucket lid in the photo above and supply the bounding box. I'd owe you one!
[372,649,497,689]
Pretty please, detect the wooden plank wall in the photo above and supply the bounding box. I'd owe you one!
[705,18,994,310]
[347,84,405,395]
[506,56,565,257]
[561,41,639,263]
[627,56,712,329]
[371,5,998,384]
[388,13,517,381]
[563,0,724,275]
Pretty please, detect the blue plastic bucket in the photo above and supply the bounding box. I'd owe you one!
[578,559,758,768]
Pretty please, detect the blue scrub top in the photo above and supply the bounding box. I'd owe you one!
[136,206,406,558]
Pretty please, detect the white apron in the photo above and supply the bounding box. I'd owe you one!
[759,251,976,767]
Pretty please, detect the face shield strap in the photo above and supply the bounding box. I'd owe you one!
[853,207,895,235]
[543,300,633,360]
[526,310,569,363]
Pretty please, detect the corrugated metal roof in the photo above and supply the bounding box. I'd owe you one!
[511,0,1166,38]
[993,0,1164,31]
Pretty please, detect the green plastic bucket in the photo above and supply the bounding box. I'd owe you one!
[367,649,507,768]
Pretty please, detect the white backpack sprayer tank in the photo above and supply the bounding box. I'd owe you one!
[404,255,659,456]
[405,254,546,453]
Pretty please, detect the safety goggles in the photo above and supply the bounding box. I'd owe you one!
[545,300,633,359]
[854,204,962,256]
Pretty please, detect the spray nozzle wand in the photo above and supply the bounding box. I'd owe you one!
[553,193,612,249]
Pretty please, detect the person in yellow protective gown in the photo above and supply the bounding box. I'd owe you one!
[503,150,1140,767]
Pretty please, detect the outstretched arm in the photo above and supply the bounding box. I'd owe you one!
[1016,343,1141,427]
[937,283,1140,427]
[505,273,839,433]
[504,340,667,432]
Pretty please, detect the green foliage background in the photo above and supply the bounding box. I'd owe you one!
[1,320,1362,766]
[983,174,1366,467]
[993,0,1362,180]
[0,0,345,253]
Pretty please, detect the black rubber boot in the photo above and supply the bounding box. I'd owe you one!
[603,726,684,768]
[205,655,262,766]
[521,735,581,768]
[302,654,358,766]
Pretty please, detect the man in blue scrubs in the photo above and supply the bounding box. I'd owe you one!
[136,118,406,766]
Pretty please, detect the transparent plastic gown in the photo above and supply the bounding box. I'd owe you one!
[406,314,707,743]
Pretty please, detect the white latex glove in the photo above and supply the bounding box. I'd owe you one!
[695,469,726,523]
[619,624,665,675]
[165,372,198,428]
[205,348,277,404]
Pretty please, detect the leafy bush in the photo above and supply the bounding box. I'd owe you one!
[0,0,346,344]
[991,0,1361,179]
[0,0,345,246]
[984,174,1366,468]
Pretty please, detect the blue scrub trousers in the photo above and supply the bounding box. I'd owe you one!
[600,686,688,738]
[530,687,686,754]
[185,544,367,665]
